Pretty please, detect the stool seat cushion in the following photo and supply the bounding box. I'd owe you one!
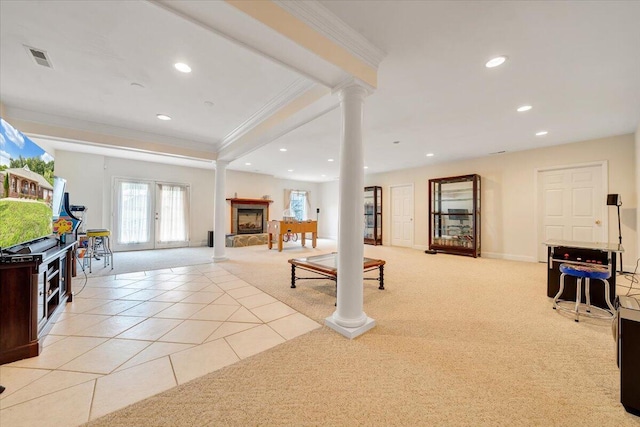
[87,229,111,237]
[559,263,610,280]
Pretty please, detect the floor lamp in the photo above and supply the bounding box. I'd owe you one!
[607,194,623,273]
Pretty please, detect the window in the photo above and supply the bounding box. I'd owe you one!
[289,190,308,221]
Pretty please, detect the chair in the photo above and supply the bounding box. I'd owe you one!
[553,263,615,322]
[86,229,113,273]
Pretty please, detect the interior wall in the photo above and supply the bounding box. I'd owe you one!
[225,170,320,226]
[54,150,215,247]
[636,122,640,263]
[318,180,339,239]
[54,151,321,247]
[53,151,106,229]
[321,133,637,267]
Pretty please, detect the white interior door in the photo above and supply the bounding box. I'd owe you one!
[113,179,190,251]
[537,163,607,261]
[391,184,414,247]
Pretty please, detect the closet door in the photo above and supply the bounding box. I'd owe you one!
[537,163,606,262]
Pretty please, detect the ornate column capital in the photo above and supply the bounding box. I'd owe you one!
[215,159,229,169]
[333,77,375,99]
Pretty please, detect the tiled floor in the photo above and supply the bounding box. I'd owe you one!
[0,263,320,426]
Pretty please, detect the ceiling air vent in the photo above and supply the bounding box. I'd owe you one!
[24,45,53,68]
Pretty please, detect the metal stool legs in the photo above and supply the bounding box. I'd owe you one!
[554,271,615,322]
[86,230,113,273]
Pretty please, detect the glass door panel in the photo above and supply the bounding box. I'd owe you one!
[155,183,190,249]
[113,179,154,251]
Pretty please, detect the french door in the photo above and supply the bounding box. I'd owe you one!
[113,178,190,251]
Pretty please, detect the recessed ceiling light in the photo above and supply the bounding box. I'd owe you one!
[321,174,326,177]
[393,140,400,144]
[536,131,548,136]
[485,56,507,68]
[156,114,172,121]
[130,82,144,88]
[426,153,435,157]
[364,166,369,169]
[279,148,287,152]
[245,162,251,166]
[288,169,293,172]
[204,101,214,107]
[328,158,334,162]
[517,105,532,112]
[174,62,191,73]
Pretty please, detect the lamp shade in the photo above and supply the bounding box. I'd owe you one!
[607,194,621,206]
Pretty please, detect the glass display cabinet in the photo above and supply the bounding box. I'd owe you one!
[364,186,382,245]
[429,174,480,257]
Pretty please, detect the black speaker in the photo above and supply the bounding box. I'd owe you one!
[208,231,214,247]
[617,296,640,415]
[607,194,621,206]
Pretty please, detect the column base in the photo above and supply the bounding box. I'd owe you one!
[324,316,376,339]
[212,256,228,262]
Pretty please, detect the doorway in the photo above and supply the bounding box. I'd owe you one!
[113,178,190,251]
[390,184,414,247]
[536,162,607,262]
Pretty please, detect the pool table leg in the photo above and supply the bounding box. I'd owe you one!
[378,265,384,290]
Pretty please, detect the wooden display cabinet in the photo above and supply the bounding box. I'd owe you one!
[0,240,76,364]
[364,186,382,245]
[428,174,480,257]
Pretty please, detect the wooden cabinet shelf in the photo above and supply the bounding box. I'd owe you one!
[429,174,480,257]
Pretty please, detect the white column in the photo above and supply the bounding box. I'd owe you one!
[213,159,228,262]
[325,82,376,339]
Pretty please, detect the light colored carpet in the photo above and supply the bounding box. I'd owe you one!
[85,240,640,426]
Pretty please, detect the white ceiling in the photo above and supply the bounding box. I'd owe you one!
[1,1,639,182]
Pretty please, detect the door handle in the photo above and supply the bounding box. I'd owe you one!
[595,220,601,225]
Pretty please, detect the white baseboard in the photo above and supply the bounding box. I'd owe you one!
[481,252,537,263]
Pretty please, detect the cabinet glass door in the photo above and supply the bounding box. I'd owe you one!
[429,175,480,257]
[376,188,382,242]
[364,188,374,241]
[364,186,382,245]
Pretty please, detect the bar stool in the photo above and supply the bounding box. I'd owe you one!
[86,229,113,273]
[553,263,615,322]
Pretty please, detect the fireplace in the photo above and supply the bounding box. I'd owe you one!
[237,209,263,234]
[227,198,272,235]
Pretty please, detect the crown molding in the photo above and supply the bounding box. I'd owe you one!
[273,0,385,69]
[219,77,316,150]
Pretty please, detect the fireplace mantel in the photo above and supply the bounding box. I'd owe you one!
[226,198,273,206]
